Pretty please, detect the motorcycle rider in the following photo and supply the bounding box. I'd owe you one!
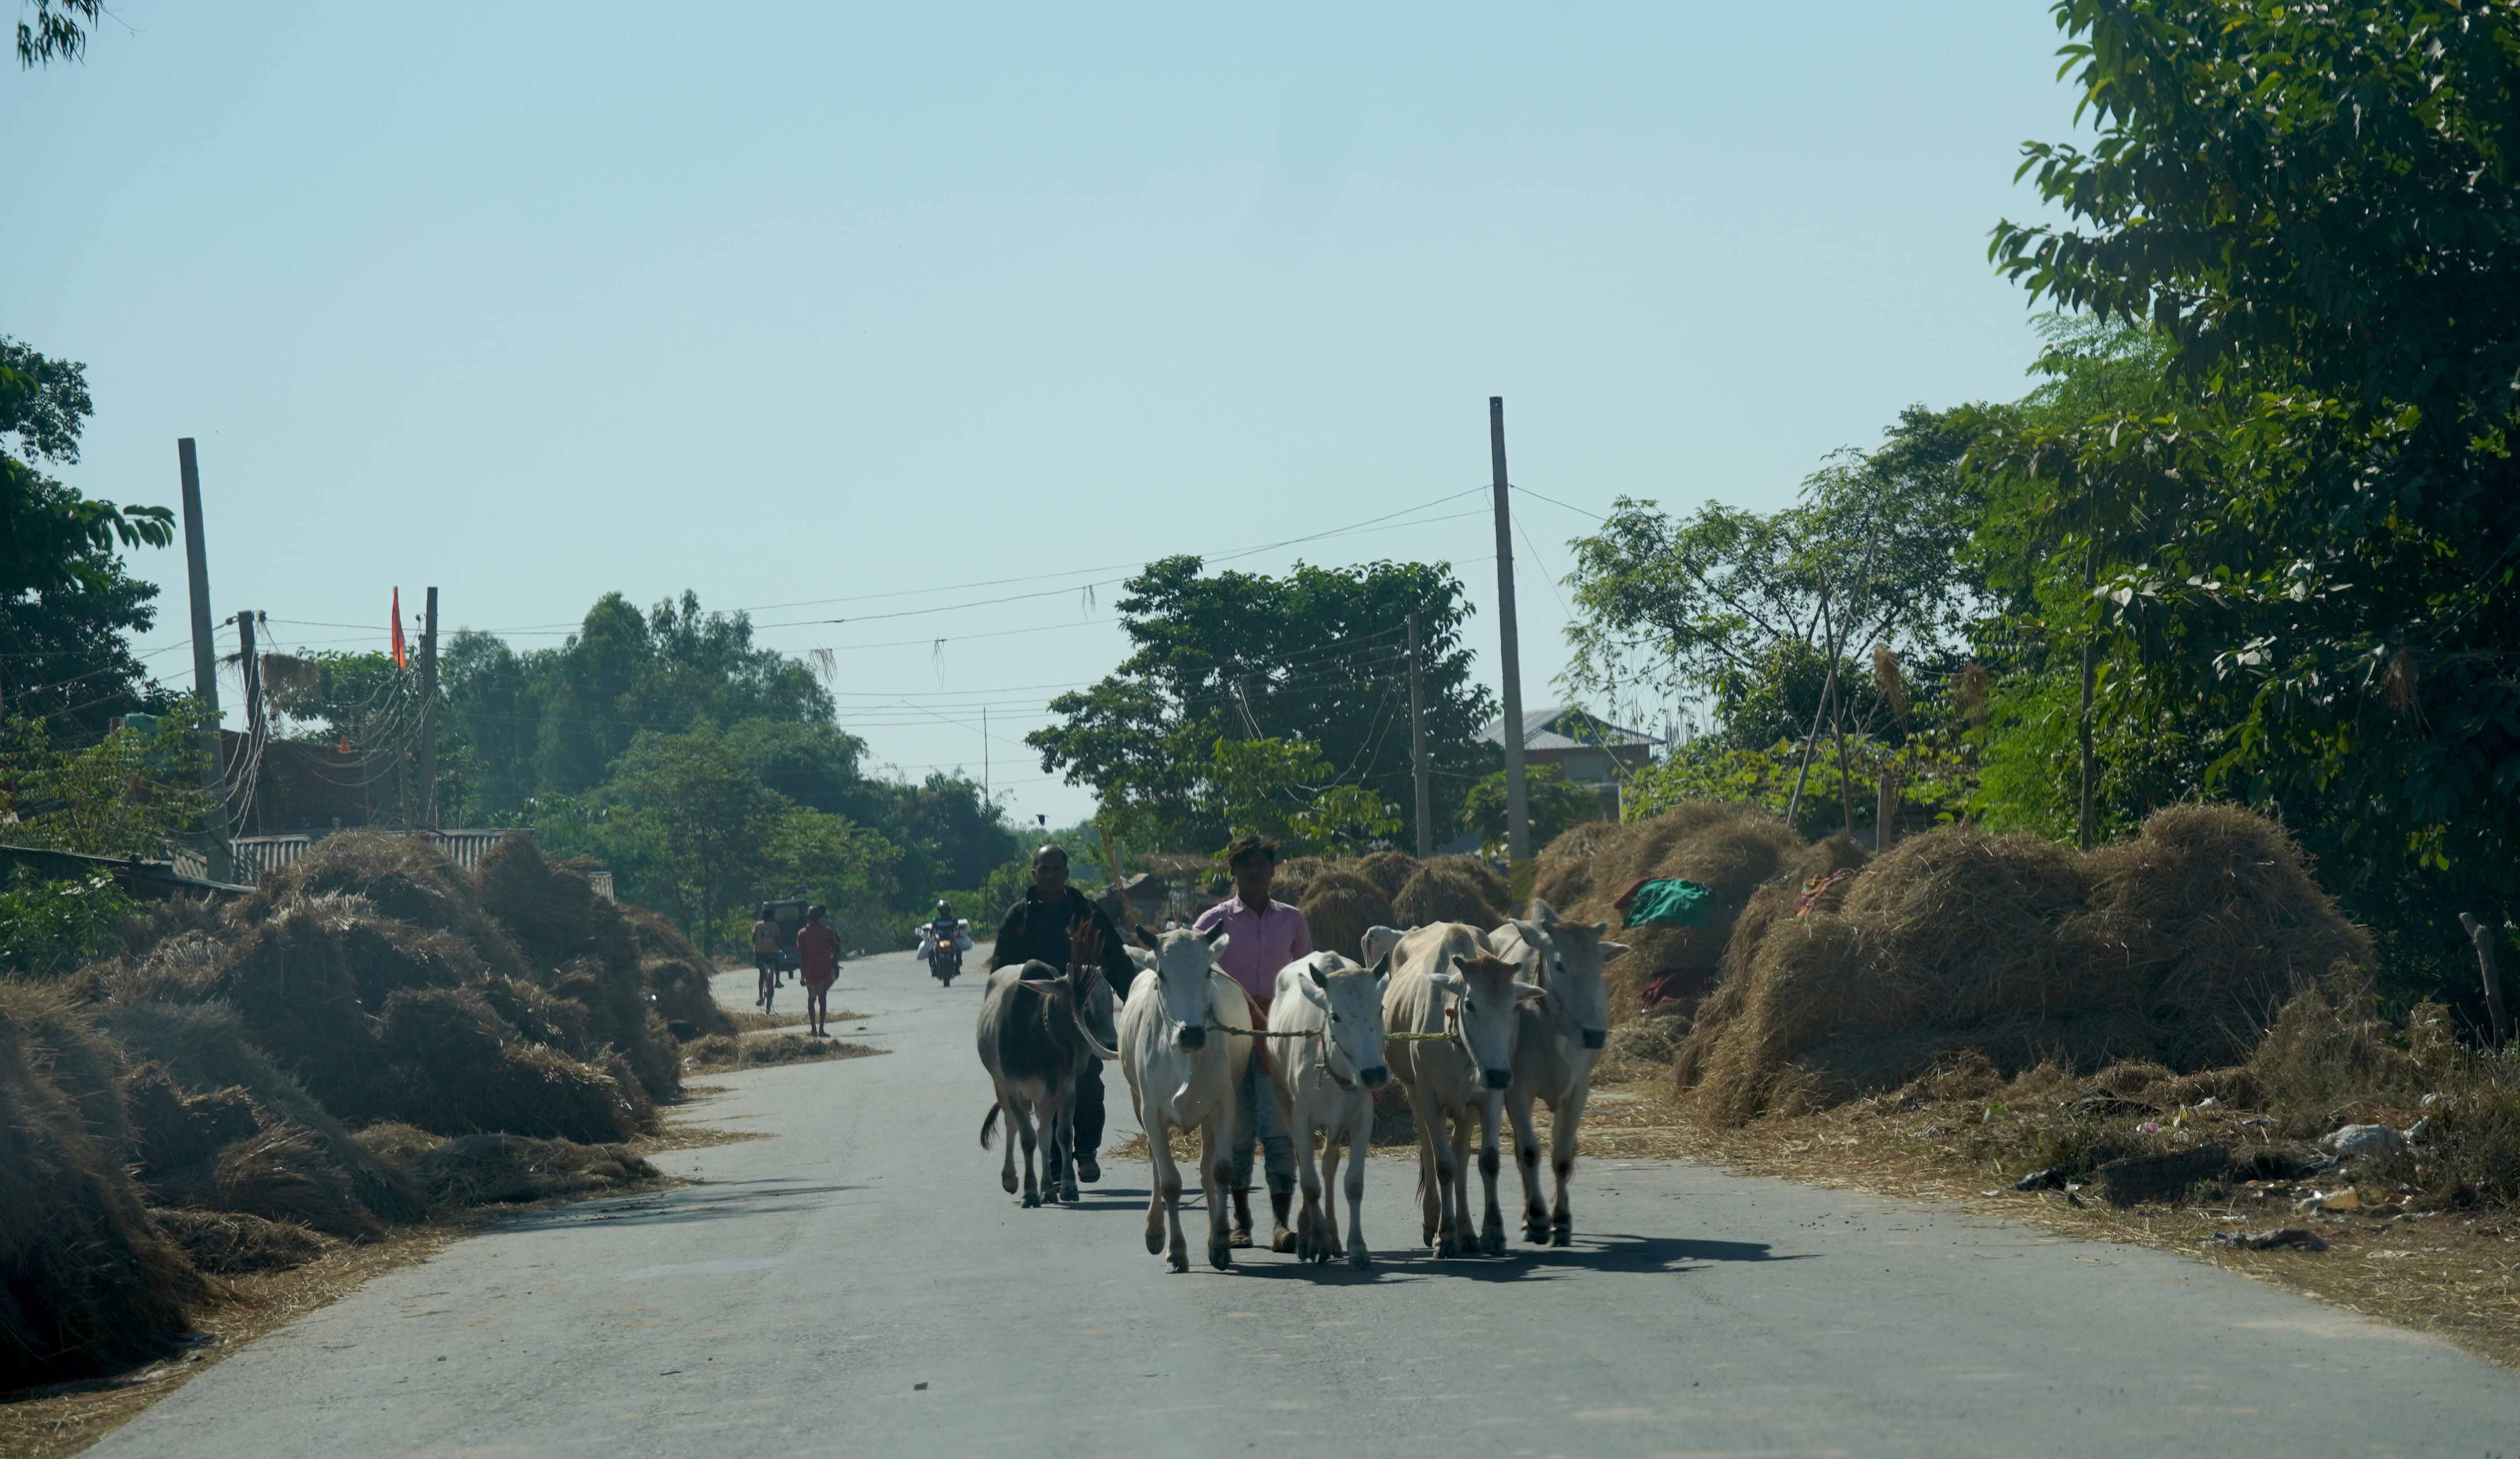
[988,844,1134,1185]
[923,900,966,981]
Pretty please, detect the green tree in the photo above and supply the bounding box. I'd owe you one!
[15,0,102,67]
[2,338,176,735]
[0,707,213,856]
[1029,556,1493,853]
[1984,0,2520,1000]
[592,725,787,951]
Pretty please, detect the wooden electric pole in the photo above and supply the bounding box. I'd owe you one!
[1488,397,1531,864]
[235,609,260,837]
[418,586,441,829]
[1408,612,1432,858]
[177,439,232,881]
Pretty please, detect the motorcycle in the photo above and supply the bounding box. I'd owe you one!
[919,917,970,987]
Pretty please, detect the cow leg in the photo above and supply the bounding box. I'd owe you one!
[991,1083,1020,1195]
[1403,1078,1451,1254]
[1550,1084,1587,1247]
[1318,1122,1345,1261]
[1042,1090,1077,1205]
[1446,1101,1476,1258]
[1507,1085,1548,1243]
[1145,1113,1187,1270]
[1008,1097,1041,1209]
[1474,1088,1507,1256]
[1340,1098,1372,1270]
[1201,1113,1234,1270]
[1292,1105,1327,1263]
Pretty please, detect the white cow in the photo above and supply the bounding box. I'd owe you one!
[1117,926,1254,1272]
[1376,922,1545,1257]
[1492,900,1627,1246]
[1267,949,1392,1269]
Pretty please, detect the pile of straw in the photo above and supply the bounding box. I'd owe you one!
[1539,803,1809,1022]
[1391,863,1504,931]
[1674,807,2373,1123]
[375,988,644,1144]
[1297,869,1394,966]
[0,986,197,1387]
[147,1208,331,1276]
[1351,850,1421,900]
[351,1125,660,1213]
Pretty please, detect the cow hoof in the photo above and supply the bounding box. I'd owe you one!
[1144,1229,1166,1255]
[1347,1249,1371,1271]
[1021,1192,1041,1209]
[1060,1184,1080,1204]
[1436,1235,1461,1258]
[1481,1231,1506,1258]
[1001,1173,1019,1195]
[1168,1252,1189,1273]
[1551,1226,1572,1249]
[1209,1243,1234,1271]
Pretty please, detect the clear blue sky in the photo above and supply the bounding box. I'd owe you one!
[6,1,2080,829]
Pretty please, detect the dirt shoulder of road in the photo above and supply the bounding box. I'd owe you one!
[1571,1057,2520,1370]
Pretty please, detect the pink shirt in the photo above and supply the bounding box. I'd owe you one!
[1190,896,1313,1007]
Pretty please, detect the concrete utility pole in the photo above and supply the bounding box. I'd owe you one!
[1488,397,1531,864]
[418,587,441,829]
[177,439,232,881]
[1408,612,1432,859]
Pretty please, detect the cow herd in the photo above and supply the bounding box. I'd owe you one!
[975,899,1627,1275]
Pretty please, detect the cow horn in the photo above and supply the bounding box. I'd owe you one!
[1071,1007,1121,1061]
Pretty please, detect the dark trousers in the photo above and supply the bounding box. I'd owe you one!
[1049,1061,1108,1181]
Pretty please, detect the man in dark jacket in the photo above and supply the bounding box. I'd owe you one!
[990,843,1136,1184]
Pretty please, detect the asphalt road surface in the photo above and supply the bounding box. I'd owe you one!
[90,947,2520,1458]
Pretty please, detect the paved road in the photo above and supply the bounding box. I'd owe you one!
[93,948,2520,1458]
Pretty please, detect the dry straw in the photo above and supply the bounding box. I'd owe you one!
[1391,864,1503,931]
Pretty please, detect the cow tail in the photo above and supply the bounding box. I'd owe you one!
[980,1103,1001,1150]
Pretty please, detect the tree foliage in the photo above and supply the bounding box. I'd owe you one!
[1029,556,1494,855]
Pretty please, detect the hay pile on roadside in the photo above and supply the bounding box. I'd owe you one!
[1297,869,1394,965]
[1352,850,1421,900]
[1273,856,1331,906]
[478,835,689,1100]
[1391,862,1503,931]
[684,1032,885,1073]
[351,1124,660,1213]
[1543,803,1808,1022]
[146,1208,332,1276]
[619,904,735,1038]
[1673,807,2372,1124]
[0,985,198,1387]
[1425,855,1510,910]
[240,831,529,984]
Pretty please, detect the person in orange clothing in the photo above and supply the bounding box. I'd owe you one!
[795,904,843,1038]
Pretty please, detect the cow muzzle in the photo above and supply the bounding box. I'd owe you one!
[1482,1067,1513,1090]
[1176,1025,1207,1051]
[1359,1065,1390,1088]
[1581,1028,1608,1050]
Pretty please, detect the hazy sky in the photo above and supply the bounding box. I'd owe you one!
[7,2,2081,828]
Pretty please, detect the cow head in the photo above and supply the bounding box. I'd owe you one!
[1149,924,1229,1051]
[1439,949,1545,1089]
[1015,958,1121,1061]
[1509,898,1626,1052]
[1291,950,1390,1089]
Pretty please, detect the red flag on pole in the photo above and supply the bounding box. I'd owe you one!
[391,587,407,670]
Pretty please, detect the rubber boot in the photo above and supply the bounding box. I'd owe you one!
[1229,1188,1255,1248]
[1269,1189,1296,1253]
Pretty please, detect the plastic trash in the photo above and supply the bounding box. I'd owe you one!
[2319,1123,2404,1155]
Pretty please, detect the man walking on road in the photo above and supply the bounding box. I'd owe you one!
[797,904,842,1038]
[990,843,1135,1186]
[1190,833,1310,1252]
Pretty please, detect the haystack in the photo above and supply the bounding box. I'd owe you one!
[1672,807,2372,1124]
[1532,821,1619,910]
[1391,864,1503,931]
[1352,850,1421,900]
[375,987,644,1144]
[1273,856,1332,906]
[94,1002,426,1225]
[124,1063,260,1187]
[479,835,689,1102]
[1299,871,1394,966]
[1553,804,1805,1022]
[353,1125,661,1213]
[0,985,197,1389]
[159,1123,383,1242]
[1426,855,1510,910]
[147,1208,331,1276]
[239,830,527,984]
[619,904,735,1038]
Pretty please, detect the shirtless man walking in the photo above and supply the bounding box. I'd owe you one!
[796,904,842,1038]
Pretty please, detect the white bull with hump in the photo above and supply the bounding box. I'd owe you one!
[1266,949,1392,1269]
[1491,899,1627,1246]
[1117,925,1253,1272]
[1370,921,1545,1258]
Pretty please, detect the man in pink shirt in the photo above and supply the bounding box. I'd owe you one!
[1190,833,1312,1251]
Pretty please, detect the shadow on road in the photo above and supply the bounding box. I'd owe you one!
[495,1179,864,1231]
[1185,1231,1803,1285]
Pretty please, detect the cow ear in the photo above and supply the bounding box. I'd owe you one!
[1506,919,1546,951]
[1205,931,1232,958]
[1586,921,1611,938]
[1367,949,1392,980]
[1132,924,1160,950]
[1598,940,1630,963]
[1528,898,1559,927]
[1306,962,1330,989]
[1199,922,1229,947]
[1512,980,1549,1003]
